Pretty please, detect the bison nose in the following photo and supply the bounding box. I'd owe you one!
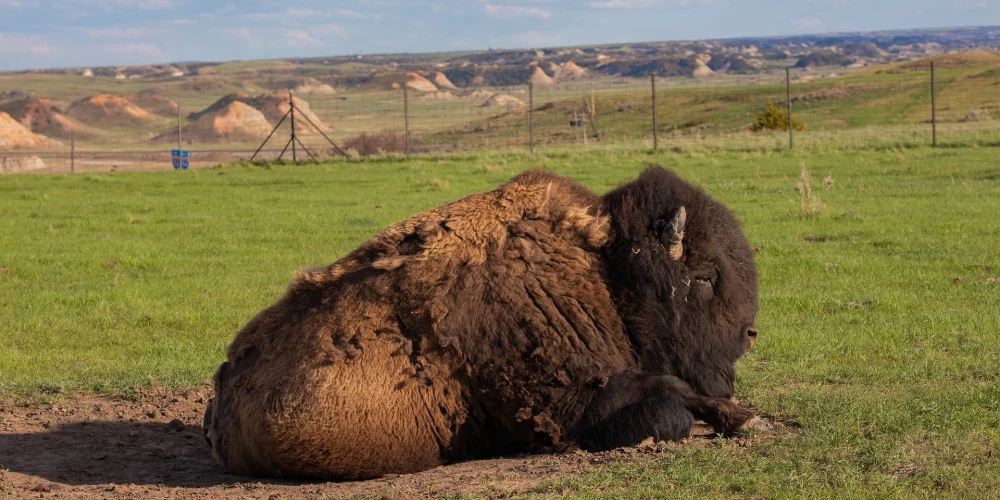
[746,326,758,351]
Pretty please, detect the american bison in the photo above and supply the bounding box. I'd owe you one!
[203,167,766,480]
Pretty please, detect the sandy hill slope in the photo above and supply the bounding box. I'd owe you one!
[530,66,556,87]
[180,101,273,143]
[188,93,252,121]
[419,91,458,102]
[693,53,714,77]
[432,72,459,90]
[66,95,156,127]
[189,93,330,135]
[128,93,180,117]
[1,155,47,173]
[558,61,587,79]
[265,77,337,95]
[481,94,525,108]
[246,93,331,133]
[0,92,85,140]
[0,112,52,150]
[405,72,438,92]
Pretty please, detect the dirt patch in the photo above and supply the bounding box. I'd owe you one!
[0,390,793,499]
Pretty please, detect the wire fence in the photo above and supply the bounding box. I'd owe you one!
[2,61,999,174]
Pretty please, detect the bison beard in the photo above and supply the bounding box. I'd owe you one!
[203,167,763,480]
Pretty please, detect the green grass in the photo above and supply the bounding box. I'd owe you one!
[2,146,999,497]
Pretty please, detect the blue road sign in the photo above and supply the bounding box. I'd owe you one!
[171,150,189,169]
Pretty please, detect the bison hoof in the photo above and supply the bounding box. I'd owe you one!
[737,416,774,434]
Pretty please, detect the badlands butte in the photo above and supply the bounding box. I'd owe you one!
[1,25,999,171]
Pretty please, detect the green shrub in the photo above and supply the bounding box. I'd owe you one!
[751,101,805,132]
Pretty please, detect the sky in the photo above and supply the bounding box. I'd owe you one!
[0,1,998,71]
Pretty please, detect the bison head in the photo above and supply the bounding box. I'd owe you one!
[602,167,758,399]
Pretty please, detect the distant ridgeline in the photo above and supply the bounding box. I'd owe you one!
[7,26,999,90]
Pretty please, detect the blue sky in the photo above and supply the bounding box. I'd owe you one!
[0,1,998,71]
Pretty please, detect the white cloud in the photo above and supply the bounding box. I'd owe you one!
[791,17,826,29]
[226,27,263,47]
[88,27,147,38]
[0,32,52,55]
[336,9,382,19]
[283,30,323,46]
[588,0,655,8]
[587,0,713,7]
[484,4,551,19]
[951,1,989,8]
[114,0,174,9]
[285,7,330,18]
[308,23,349,40]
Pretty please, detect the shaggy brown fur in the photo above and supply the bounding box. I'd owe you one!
[204,167,762,480]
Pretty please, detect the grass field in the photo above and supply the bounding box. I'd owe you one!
[1,146,999,497]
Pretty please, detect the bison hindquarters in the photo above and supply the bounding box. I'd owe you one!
[203,324,463,480]
[571,373,759,450]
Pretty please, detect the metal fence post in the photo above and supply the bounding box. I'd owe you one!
[177,104,182,152]
[931,61,937,147]
[651,74,658,152]
[529,82,534,154]
[403,84,411,157]
[289,91,297,162]
[786,68,794,150]
[70,130,75,174]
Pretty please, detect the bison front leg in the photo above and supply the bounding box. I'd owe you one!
[570,373,763,451]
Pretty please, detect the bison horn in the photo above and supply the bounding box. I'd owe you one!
[660,206,686,261]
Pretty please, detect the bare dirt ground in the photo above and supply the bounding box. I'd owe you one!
[0,389,788,499]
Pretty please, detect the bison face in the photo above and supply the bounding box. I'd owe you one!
[602,167,759,399]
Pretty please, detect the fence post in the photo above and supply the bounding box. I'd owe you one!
[529,82,534,154]
[70,130,75,174]
[651,74,658,152]
[403,84,410,157]
[930,61,937,147]
[289,91,297,162]
[177,104,182,152]
[786,68,794,150]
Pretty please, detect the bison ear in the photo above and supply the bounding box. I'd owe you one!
[658,206,686,261]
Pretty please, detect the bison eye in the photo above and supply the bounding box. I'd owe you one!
[693,276,714,287]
